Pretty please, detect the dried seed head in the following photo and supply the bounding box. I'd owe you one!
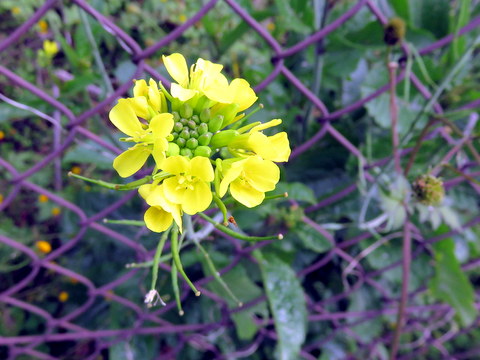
[384,17,406,46]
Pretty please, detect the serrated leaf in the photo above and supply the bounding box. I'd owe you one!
[429,236,477,326]
[256,250,307,360]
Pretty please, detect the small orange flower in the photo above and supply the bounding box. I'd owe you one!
[58,291,69,302]
[0,130,5,140]
[36,240,52,254]
[70,166,82,175]
[51,207,61,216]
[38,20,48,34]
[38,194,49,203]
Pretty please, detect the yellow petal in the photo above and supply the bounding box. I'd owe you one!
[229,78,257,111]
[109,100,145,137]
[133,79,148,97]
[144,206,173,232]
[219,160,244,196]
[250,119,282,133]
[152,139,167,168]
[138,184,153,200]
[162,155,189,175]
[147,79,161,111]
[149,113,174,138]
[190,156,214,182]
[196,58,223,75]
[249,132,290,162]
[163,53,189,87]
[230,179,265,208]
[126,97,149,119]
[113,145,151,178]
[170,83,198,101]
[244,157,279,192]
[163,177,186,204]
[183,180,212,214]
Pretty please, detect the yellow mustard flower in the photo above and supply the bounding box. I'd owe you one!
[162,53,257,111]
[11,7,21,15]
[38,194,49,203]
[43,40,58,57]
[0,130,4,140]
[109,100,174,177]
[52,207,61,216]
[127,79,166,120]
[162,156,214,214]
[139,183,183,232]
[219,156,280,208]
[36,240,52,254]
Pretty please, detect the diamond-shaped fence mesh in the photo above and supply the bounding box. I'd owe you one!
[1,0,480,359]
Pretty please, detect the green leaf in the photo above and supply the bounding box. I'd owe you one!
[274,182,316,204]
[344,21,384,48]
[410,0,450,39]
[390,0,410,22]
[296,223,333,253]
[255,250,307,360]
[63,139,115,170]
[429,236,477,326]
[273,0,311,34]
[218,10,273,53]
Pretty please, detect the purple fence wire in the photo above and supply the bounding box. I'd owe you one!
[1,1,479,359]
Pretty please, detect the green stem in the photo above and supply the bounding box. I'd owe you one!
[197,213,282,242]
[69,172,152,191]
[171,263,184,315]
[171,225,201,296]
[212,193,228,225]
[150,228,171,290]
[103,219,145,226]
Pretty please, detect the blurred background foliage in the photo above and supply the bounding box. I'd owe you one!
[1,0,480,359]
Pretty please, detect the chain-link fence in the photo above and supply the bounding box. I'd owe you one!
[1,0,480,359]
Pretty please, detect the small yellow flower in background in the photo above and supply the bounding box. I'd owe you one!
[266,22,275,32]
[0,194,3,204]
[11,7,21,15]
[36,240,52,254]
[109,100,174,177]
[0,130,5,140]
[52,207,61,216]
[71,166,82,175]
[58,291,69,302]
[219,156,280,208]
[38,194,49,203]
[179,14,187,23]
[38,20,49,34]
[43,40,58,58]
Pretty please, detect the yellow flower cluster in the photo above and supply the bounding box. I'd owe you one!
[109,53,290,232]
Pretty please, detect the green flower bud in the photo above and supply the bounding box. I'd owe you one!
[200,108,210,123]
[180,103,193,119]
[384,17,406,46]
[194,146,212,157]
[187,120,196,130]
[208,115,224,133]
[412,174,445,206]
[179,130,190,140]
[167,142,180,156]
[191,115,200,124]
[172,111,180,121]
[176,137,186,148]
[173,122,183,132]
[198,123,208,135]
[166,134,174,142]
[190,130,199,139]
[171,132,178,140]
[210,129,239,148]
[186,138,199,150]
[198,132,212,146]
[180,148,193,158]
[180,118,188,126]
